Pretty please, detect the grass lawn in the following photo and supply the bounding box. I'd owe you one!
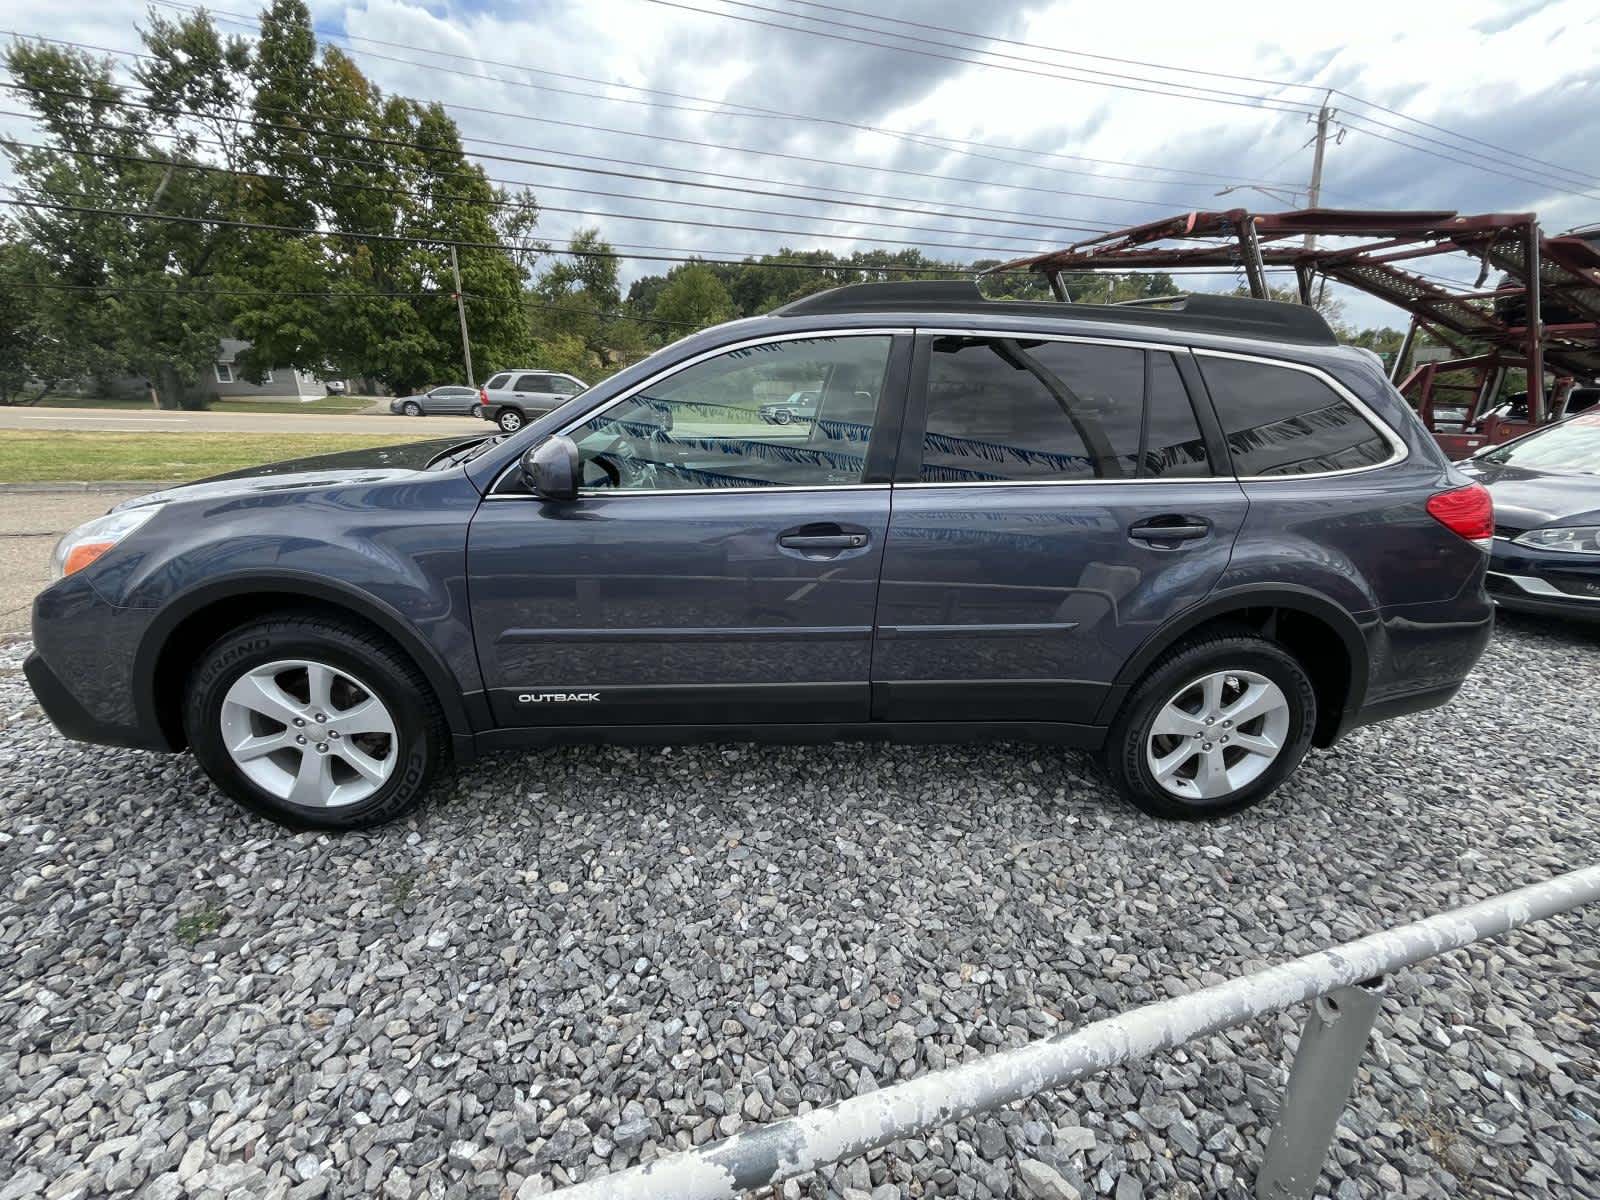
[0,432,423,483]
[30,394,378,414]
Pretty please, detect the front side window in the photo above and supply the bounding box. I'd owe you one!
[549,377,583,396]
[1197,356,1392,476]
[569,335,891,491]
[919,337,1209,482]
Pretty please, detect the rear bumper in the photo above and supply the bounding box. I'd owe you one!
[1331,679,1466,742]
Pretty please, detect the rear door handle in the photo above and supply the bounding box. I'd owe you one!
[1129,516,1211,543]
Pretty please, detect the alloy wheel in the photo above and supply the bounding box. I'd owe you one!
[1144,669,1290,804]
[218,659,398,808]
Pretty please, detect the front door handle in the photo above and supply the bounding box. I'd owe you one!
[1129,515,1211,544]
[779,533,866,550]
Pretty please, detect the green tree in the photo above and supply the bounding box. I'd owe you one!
[2,1,535,403]
[651,263,734,329]
[525,228,625,377]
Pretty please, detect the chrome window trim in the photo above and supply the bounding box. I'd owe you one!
[488,326,1409,497]
[1191,347,1409,480]
[489,327,910,498]
[483,483,890,501]
[894,477,1240,491]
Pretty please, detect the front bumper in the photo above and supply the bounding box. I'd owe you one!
[26,573,175,752]
[1485,540,1600,621]
[24,649,169,751]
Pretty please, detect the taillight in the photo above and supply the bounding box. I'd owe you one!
[1427,483,1493,549]
[479,387,488,404]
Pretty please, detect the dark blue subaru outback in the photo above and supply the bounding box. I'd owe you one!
[26,283,1494,829]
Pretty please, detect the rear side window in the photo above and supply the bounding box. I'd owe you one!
[1197,356,1393,476]
[514,374,550,391]
[918,337,1209,482]
[485,373,510,390]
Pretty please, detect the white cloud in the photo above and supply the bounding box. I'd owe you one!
[4,0,1597,326]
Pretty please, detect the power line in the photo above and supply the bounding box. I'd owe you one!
[647,0,1600,198]
[147,0,1329,197]
[0,195,1023,275]
[780,0,1600,186]
[1,279,708,327]
[640,0,1318,113]
[1,136,1054,257]
[3,134,1066,247]
[0,68,1117,235]
[0,48,1225,217]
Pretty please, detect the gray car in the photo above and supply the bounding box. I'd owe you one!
[475,370,587,432]
[389,385,479,417]
[25,281,1493,831]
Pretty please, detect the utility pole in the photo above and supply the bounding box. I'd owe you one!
[1304,94,1334,252]
[449,244,475,387]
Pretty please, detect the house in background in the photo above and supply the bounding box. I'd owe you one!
[206,339,344,400]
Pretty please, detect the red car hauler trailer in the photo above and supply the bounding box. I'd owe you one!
[988,209,1600,459]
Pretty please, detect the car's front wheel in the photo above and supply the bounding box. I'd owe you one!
[1103,631,1315,820]
[496,408,524,433]
[183,615,447,830]
[401,401,422,416]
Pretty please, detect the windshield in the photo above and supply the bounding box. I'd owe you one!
[1482,413,1600,473]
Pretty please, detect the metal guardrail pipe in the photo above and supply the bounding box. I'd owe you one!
[550,864,1600,1200]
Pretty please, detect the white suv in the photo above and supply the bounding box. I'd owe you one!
[474,370,588,432]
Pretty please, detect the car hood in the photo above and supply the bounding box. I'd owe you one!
[110,436,487,511]
[1457,459,1600,528]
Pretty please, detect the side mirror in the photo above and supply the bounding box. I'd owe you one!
[521,435,580,501]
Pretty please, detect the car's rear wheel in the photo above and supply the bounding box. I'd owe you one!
[496,408,524,432]
[401,401,422,417]
[183,615,446,830]
[1103,631,1315,819]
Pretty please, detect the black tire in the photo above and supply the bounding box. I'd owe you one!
[182,614,447,831]
[496,407,524,433]
[402,401,422,417]
[773,409,792,425]
[1102,631,1316,820]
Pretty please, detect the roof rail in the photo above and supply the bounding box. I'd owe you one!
[770,280,1337,346]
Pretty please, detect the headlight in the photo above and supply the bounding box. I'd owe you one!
[49,506,163,580]
[1513,526,1600,555]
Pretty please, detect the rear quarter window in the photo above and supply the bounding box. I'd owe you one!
[484,373,511,390]
[1197,356,1394,477]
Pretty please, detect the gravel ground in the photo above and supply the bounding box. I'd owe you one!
[1,615,1597,1200]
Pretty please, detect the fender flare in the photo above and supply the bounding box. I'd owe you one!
[132,570,478,747]
[1097,584,1372,725]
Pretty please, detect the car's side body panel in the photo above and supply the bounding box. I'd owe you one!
[872,479,1249,723]
[465,487,892,726]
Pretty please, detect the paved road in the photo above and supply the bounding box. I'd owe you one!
[0,486,155,633]
[0,406,484,435]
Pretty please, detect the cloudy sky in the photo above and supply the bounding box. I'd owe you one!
[4,0,1598,326]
